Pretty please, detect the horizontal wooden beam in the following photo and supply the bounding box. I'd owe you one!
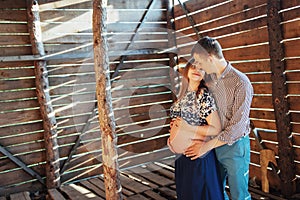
[0,49,162,62]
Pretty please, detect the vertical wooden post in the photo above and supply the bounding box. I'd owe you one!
[92,0,122,199]
[26,0,61,188]
[165,0,179,100]
[267,0,296,197]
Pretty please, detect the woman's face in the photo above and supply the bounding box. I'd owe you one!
[187,64,205,83]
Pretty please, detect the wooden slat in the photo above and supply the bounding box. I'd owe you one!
[118,148,173,170]
[288,83,300,95]
[282,19,300,40]
[178,16,267,44]
[0,88,36,101]
[0,98,40,111]
[0,79,35,91]
[0,110,41,127]
[286,58,300,71]
[251,120,277,130]
[251,96,273,109]
[146,162,175,180]
[0,166,43,187]
[289,96,300,111]
[113,68,170,80]
[174,0,224,17]
[247,73,271,83]
[0,0,26,8]
[87,178,106,194]
[175,0,267,32]
[0,24,28,33]
[107,23,166,34]
[118,135,169,155]
[252,83,272,95]
[225,45,270,61]
[217,27,268,48]
[0,180,43,197]
[291,112,300,123]
[179,42,270,61]
[0,68,35,79]
[0,46,32,56]
[0,10,27,21]
[60,184,103,200]
[79,180,106,198]
[284,21,300,43]
[126,194,149,200]
[121,171,159,189]
[112,76,171,88]
[157,187,177,200]
[0,36,30,45]
[233,60,270,73]
[128,166,173,186]
[282,7,300,22]
[9,192,31,200]
[281,0,300,10]
[0,122,43,138]
[0,131,43,147]
[250,109,275,121]
[144,190,168,200]
[47,189,66,200]
[120,173,151,194]
[112,84,171,98]
[284,39,300,58]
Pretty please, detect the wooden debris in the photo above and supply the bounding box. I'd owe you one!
[260,149,277,193]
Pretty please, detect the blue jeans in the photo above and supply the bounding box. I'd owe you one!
[215,136,251,200]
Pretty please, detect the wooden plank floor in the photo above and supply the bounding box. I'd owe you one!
[0,157,295,199]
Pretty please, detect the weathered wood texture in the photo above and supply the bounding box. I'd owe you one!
[26,0,61,189]
[266,0,296,196]
[0,0,46,196]
[173,0,300,195]
[93,0,122,199]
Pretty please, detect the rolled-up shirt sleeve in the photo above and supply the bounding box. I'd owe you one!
[218,81,253,145]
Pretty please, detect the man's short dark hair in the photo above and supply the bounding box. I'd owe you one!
[191,36,223,59]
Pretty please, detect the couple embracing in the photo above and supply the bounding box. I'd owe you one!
[168,36,253,200]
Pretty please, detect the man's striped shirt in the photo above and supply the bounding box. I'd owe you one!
[205,62,254,145]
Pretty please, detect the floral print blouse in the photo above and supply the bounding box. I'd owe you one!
[170,89,217,126]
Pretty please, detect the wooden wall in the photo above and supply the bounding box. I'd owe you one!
[0,0,174,196]
[0,0,299,197]
[173,0,300,193]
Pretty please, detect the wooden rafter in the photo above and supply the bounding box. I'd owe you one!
[60,106,97,173]
[26,0,61,189]
[267,0,296,197]
[0,49,160,62]
[93,0,122,199]
[177,0,201,39]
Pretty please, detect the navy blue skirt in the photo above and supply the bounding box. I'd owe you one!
[175,150,224,200]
